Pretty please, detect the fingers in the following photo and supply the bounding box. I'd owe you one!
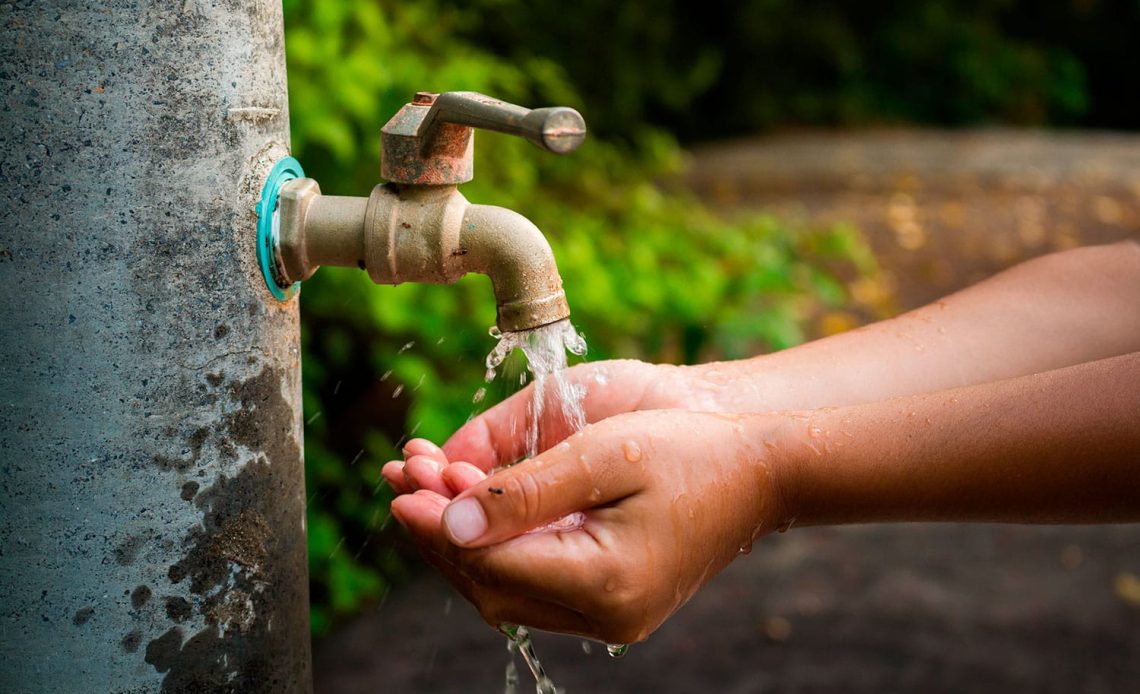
[404,438,447,464]
[383,439,450,495]
[442,386,541,471]
[441,432,643,548]
[442,461,487,495]
[381,460,411,494]
[402,455,451,497]
[390,488,450,548]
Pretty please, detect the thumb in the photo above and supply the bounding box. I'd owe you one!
[440,436,641,548]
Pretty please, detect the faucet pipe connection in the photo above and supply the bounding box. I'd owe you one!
[274,179,569,332]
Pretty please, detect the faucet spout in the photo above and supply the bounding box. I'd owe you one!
[458,202,569,332]
[274,180,569,333]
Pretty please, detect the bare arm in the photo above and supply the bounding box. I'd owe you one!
[785,350,1140,526]
[686,241,1140,412]
[434,242,1140,473]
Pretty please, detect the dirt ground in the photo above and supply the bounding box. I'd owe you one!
[313,129,1140,693]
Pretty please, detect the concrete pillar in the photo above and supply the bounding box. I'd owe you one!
[0,2,311,691]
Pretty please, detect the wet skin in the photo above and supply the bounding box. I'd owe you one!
[386,242,1140,643]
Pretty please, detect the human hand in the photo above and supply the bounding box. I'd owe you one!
[382,359,711,494]
[380,438,484,497]
[390,410,796,644]
[441,358,718,473]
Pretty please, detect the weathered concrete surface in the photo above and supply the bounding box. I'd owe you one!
[0,2,310,692]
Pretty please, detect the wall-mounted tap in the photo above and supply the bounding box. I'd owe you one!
[257,91,586,333]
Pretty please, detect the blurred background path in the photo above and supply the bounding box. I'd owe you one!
[313,129,1140,693]
[687,129,1140,312]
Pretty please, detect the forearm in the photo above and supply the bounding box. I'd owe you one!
[776,351,1140,526]
[690,242,1140,412]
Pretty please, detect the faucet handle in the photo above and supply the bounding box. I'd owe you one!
[420,91,587,155]
[381,91,587,186]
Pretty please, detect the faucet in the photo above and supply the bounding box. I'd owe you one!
[258,91,587,332]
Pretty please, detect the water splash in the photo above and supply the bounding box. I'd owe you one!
[501,623,557,694]
[485,319,587,459]
[606,643,629,658]
[485,321,588,694]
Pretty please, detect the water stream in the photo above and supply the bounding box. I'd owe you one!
[483,318,628,692]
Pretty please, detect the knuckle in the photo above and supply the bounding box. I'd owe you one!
[500,470,544,526]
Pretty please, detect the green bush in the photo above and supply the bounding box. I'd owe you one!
[463,0,1139,139]
[283,0,876,633]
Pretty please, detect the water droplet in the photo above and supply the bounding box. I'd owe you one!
[738,543,753,555]
[519,372,527,386]
[484,367,496,383]
[622,440,642,462]
[580,640,592,654]
[380,369,392,382]
[606,643,629,658]
[473,387,486,404]
[398,341,415,353]
[413,374,426,391]
[488,325,502,339]
[392,384,404,398]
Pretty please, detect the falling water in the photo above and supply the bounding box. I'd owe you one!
[501,623,557,694]
[483,319,633,689]
[485,319,588,458]
[484,318,587,694]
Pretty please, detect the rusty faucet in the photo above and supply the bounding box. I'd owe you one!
[264,91,586,332]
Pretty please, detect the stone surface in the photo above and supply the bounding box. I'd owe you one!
[0,2,310,691]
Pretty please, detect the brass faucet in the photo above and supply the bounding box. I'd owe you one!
[266,91,586,332]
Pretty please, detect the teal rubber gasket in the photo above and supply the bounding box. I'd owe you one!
[256,156,305,301]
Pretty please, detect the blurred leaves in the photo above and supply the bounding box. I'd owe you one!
[463,0,1140,139]
[284,0,880,633]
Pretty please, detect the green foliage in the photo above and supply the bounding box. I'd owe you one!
[463,0,1140,140]
[283,0,876,633]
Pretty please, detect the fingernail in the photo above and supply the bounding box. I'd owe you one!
[404,438,442,457]
[443,498,487,544]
